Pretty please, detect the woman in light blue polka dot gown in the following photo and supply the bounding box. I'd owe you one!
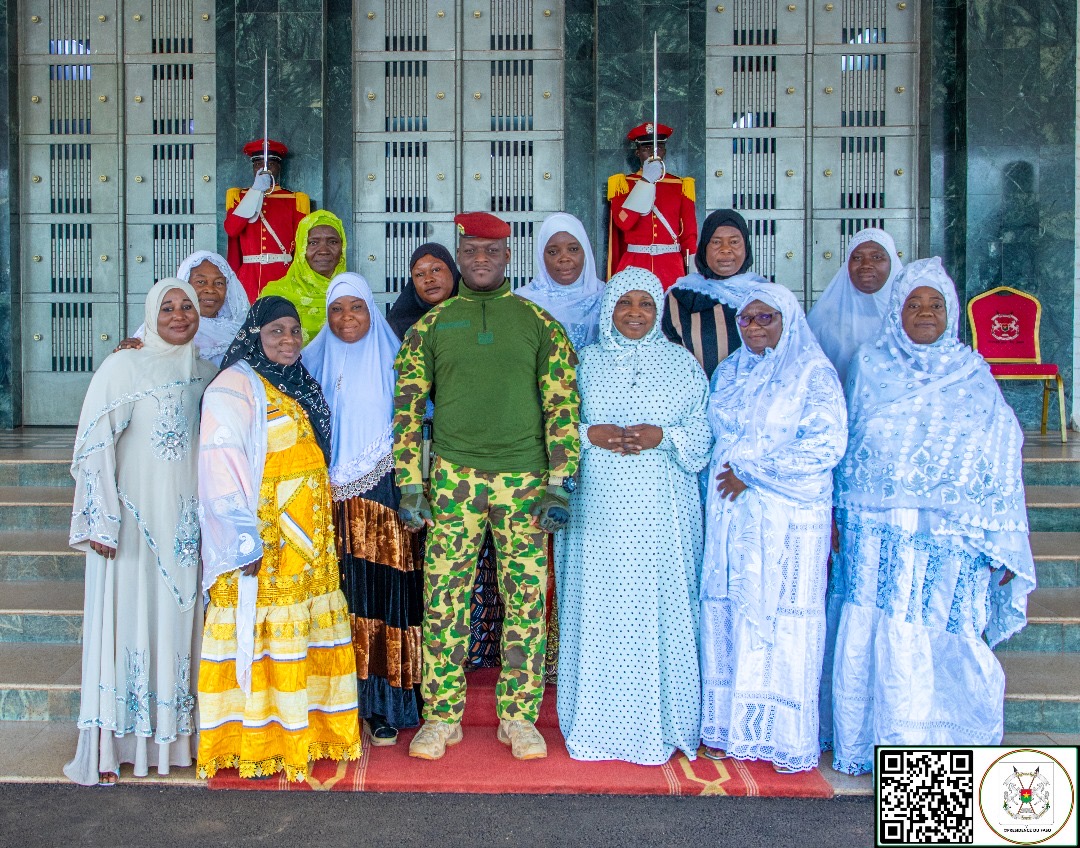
[555,267,712,765]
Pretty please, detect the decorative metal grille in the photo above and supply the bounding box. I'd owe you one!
[745,217,777,283]
[49,222,94,294]
[490,60,534,131]
[49,144,92,214]
[840,53,886,127]
[385,0,428,51]
[732,55,776,128]
[491,0,533,50]
[152,0,194,53]
[386,61,428,132]
[384,141,428,212]
[152,63,194,134]
[489,140,533,213]
[383,221,431,294]
[839,136,885,209]
[48,0,90,53]
[507,220,535,289]
[50,301,94,372]
[843,0,887,44]
[836,216,885,256]
[731,137,777,210]
[733,0,777,46]
[152,143,195,214]
[153,222,196,281]
[49,64,92,134]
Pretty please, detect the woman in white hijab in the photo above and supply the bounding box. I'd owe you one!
[700,282,847,773]
[304,273,423,746]
[826,258,1035,775]
[64,279,217,786]
[121,250,250,367]
[556,267,711,765]
[516,212,606,350]
[806,228,902,387]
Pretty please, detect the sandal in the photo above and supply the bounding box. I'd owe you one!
[701,746,729,761]
[365,716,399,747]
[97,771,118,786]
[772,763,809,774]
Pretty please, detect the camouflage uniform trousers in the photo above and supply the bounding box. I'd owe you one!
[422,456,548,724]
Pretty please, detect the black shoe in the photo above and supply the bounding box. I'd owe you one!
[365,715,399,747]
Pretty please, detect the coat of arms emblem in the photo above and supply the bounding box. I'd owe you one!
[1003,765,1051,820]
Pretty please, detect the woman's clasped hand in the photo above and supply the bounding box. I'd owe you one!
[587,423,663,454]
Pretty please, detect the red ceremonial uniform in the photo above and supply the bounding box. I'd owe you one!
[607,171,697,291]
[224,187,311,302]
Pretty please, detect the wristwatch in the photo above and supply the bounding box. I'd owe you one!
[549,475,577,494]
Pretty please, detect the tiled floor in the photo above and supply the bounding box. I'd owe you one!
[0,428,77,452]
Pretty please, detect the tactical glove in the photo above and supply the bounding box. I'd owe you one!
[398,484,433,531]
[531,485,570,533]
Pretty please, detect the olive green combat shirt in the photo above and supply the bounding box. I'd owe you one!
[392,279,581,487]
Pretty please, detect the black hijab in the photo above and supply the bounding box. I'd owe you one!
[387,242,462,338]
[219,296,333,465]
[695,209,754,279]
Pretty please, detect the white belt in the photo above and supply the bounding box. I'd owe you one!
[626,243,680,256]
[243,253,292,265]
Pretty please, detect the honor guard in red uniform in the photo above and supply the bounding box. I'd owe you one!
[225,139,311,302]
[607,123,697,290]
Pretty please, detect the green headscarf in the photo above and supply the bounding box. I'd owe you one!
[260,209,347,343]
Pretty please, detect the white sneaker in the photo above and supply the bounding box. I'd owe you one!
[408,721,463,760]
[497,719,547,760]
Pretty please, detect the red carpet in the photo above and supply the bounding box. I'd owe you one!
[207,669,833,797]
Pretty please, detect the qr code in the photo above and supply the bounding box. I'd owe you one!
[878,749,974,844]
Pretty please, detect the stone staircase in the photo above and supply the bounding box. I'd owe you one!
[0,430,1076,786]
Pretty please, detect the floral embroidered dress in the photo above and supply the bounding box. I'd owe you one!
[700,282,847,772]
[825,258,1036,775]
[64,279,217,786]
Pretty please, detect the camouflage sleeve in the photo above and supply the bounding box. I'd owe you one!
[538,319,581,480]
[392,315,435,488]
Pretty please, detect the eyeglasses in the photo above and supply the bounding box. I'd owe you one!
[736,311,780,328]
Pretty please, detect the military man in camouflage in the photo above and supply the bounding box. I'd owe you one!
[393,211,580,761]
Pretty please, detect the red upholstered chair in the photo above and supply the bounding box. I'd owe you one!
[967,285,1067,442]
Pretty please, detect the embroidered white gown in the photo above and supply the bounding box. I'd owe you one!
[700,282,847,772]
[64,283,215,785]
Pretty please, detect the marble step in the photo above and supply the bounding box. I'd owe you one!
[1030,532,1080,588]
[0,455,72,488]
[0,531,82,582]
[996,587,1080,653]
[1025,486,1080,533]
[1002,653,1080,733]
[0,644,81,722]
[0,581,84,644]
[0,487,73,533]
[1022,439,1080,487]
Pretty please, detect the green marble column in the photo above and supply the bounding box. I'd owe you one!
[0,0,20,428]
[930,0,1077,427]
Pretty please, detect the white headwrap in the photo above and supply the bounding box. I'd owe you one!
[132,251,249,366]
[806,227,902,387]
[303,272,402,500]
[139,277,203,380]
[516,212,605,350]
[176,250,250,364]
[836,257,1036,647]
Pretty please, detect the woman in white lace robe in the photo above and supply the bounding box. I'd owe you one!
[700,281,847,773]
[64,279,217,786]
[827,258,1036,775]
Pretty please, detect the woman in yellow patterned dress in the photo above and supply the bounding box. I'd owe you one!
[196,296,361,781]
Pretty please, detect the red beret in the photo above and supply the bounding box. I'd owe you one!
[242,138,289,160]
[626,122,673,144]
[454,211,511,239]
